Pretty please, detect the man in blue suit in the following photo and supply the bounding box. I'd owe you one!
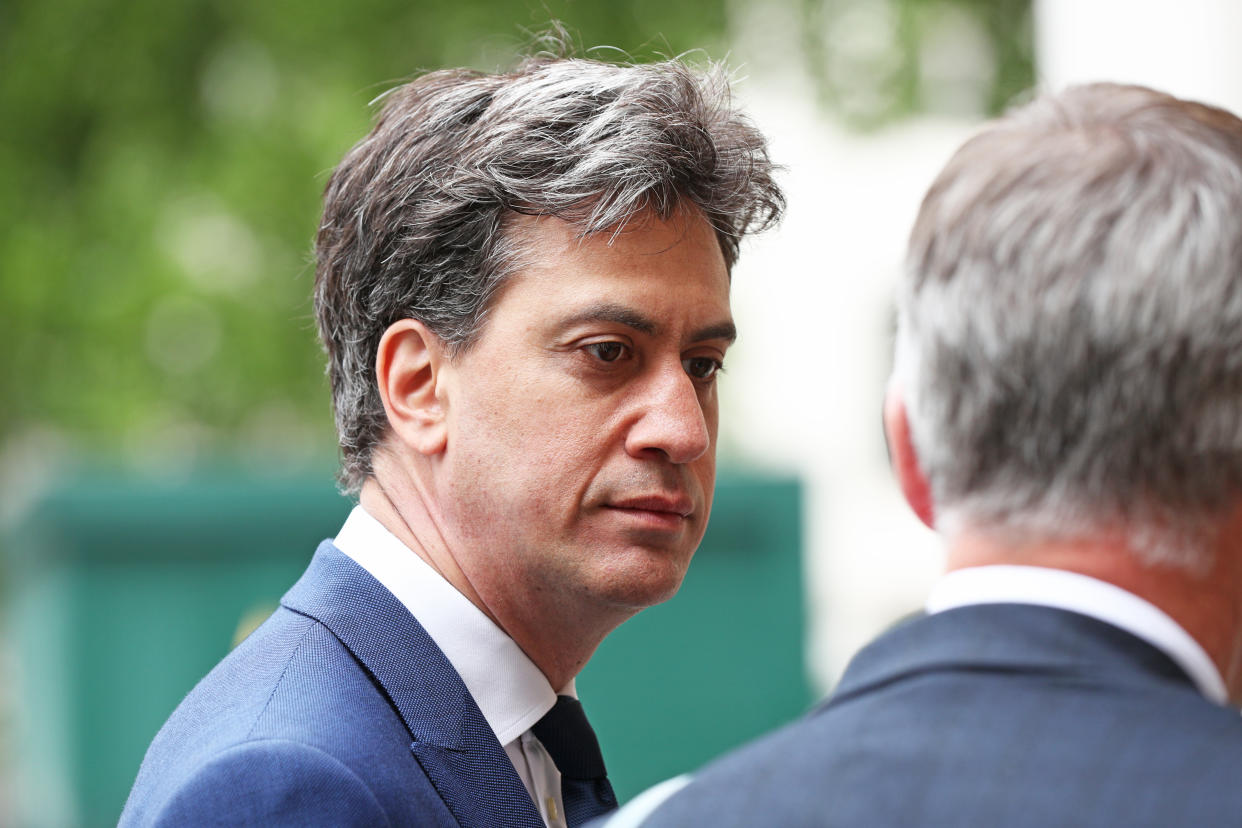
[119,41,783,827]
[606,83,1242,827]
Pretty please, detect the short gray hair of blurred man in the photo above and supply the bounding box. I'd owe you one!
[119,38,783,828]
[600,82,1242,828]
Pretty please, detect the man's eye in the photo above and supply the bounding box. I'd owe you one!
[683,356,723,381]
[585,342,627,362]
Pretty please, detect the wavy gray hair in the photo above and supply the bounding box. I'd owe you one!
[895,82,1242,569]
[314,52,784,493]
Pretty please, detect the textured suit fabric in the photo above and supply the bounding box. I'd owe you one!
[119,541,545,827]
[637,604,1242,828]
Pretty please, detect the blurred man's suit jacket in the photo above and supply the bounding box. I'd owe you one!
[634,603,1242,827]
[119,542,545,827]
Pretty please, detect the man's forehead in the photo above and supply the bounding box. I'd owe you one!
[488,210,734,346]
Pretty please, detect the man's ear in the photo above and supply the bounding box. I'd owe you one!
[376,319,450,456]
[883,386,935,529]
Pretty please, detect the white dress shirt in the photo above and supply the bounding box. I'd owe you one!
[926,564,1228,704]
[334,505,570,828]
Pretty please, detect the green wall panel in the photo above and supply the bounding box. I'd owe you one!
[4,470,805,826]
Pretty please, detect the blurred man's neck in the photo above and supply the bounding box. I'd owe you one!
[943,512,1242,702]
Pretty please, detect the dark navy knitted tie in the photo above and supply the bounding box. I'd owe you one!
[531,695,618,826]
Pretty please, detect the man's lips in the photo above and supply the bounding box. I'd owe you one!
[603,495,695,521]
[607,494,694,516]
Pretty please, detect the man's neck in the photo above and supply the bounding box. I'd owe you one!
[358,474,622,691]
[943,524,1242,701]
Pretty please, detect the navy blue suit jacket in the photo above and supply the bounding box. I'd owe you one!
[120,541,545,827]
[637,604,1242,827]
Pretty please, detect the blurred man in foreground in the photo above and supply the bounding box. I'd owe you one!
[611,83,1242,827]
[119,42,782,827]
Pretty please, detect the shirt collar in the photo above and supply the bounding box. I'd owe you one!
[926,565,1227,705]
[333,505,566,744]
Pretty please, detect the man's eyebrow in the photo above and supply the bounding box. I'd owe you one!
[554,303,737,344]
[692,320,738,345]
[555,303,658,335]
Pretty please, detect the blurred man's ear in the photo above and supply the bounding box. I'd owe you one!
[376,319,449,456]
[883,386,935,529]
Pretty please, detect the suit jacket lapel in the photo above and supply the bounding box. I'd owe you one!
[828,603,1198,709]
[282,541,544,828]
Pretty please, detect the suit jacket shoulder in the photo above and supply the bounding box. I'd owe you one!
[639,604,1242,828]
[135,737,395,827]
[121,542,542,827]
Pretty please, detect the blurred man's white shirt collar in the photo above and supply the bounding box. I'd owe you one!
[926,564,1227,704]
[334,504,571,827]
[601,562,1232,827]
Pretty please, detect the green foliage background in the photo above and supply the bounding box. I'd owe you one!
[0,0,734,477]
[800,0,1035,128]
[0,0,1032,477]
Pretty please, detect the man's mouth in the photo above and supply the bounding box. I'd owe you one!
[603,494,694,530]
[608,494,693,515]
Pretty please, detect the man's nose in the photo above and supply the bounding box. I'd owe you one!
[624,365,712,464]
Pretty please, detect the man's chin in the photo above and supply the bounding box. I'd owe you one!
[588,547,695,610]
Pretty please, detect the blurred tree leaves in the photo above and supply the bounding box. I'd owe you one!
[800,0,1034,128]
[0,0,1030,475]
[0,0,730,475]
